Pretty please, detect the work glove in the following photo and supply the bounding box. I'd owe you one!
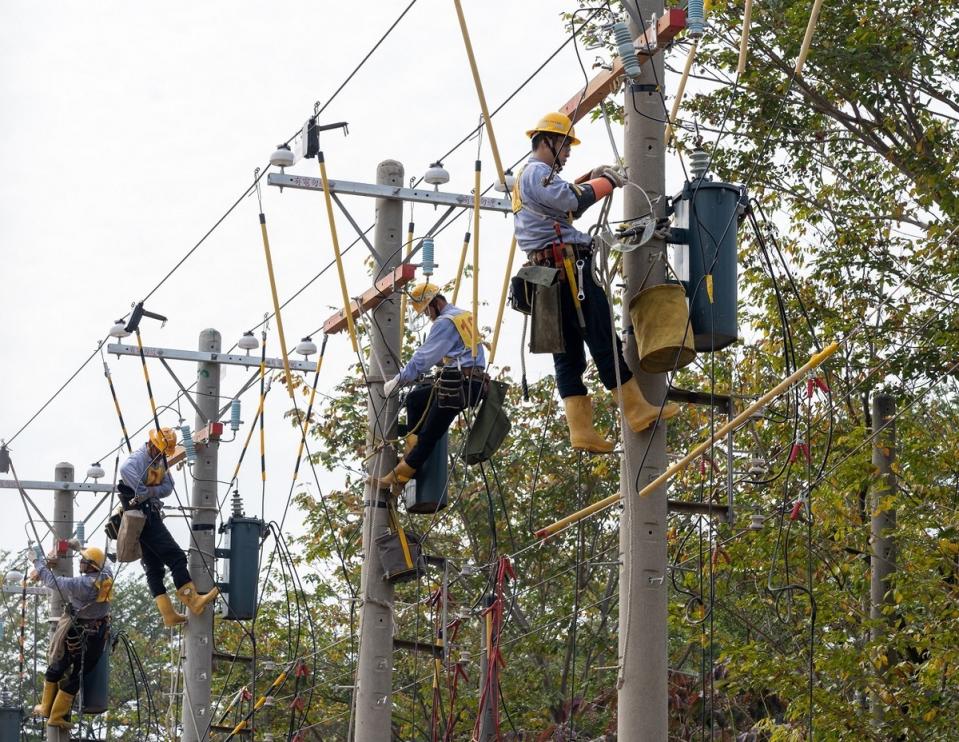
[27,568,39,583]
[382,376,399,397]
[653,217,672,240]
[45,549,58,567]
[590,165,625,188]
[31,542,44,561]
[67,538,82,551]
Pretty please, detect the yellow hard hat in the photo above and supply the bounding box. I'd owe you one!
[79,546,105,570]
[409,283,441,314]
[526,112,581,146]
[149,427,177,455]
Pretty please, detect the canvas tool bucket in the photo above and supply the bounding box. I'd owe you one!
[116,509,146,563]
[629,283,697,374]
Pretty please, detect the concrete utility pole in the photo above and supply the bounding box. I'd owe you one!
[870,392,897,728]
[619,0,669,738]
[181,329,221,742]
[48,462,74,742]
[353,160,404,741]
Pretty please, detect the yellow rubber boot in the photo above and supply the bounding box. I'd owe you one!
[47,690,74,729]
[614,377,680,433]
[155,593,187,627]
[403,434,418,456]
[176,582,220,617]
[563,396,615,454]
[374,460,416,491]
[32,681,57,718]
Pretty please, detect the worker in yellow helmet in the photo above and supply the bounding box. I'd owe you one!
[511,112,679,453]
[117,427,218,627]
[29,542,112,731]
[377,283,487,489]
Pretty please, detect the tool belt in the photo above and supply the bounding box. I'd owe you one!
[435,366,489,410]
[527,242,593,275]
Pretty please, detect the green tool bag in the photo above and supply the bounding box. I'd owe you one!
[465,380,511,465]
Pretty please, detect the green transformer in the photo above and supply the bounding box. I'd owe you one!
[670,179,746,352]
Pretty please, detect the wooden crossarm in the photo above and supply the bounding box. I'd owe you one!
[559,9,687,125]
[322,263,417,335]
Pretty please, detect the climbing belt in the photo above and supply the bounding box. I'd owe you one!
[472,556,514,740]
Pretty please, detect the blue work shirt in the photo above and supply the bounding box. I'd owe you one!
[34,560,112,619]
[512,156,593,252]
[120,444,174,505]
[396,305,486,385]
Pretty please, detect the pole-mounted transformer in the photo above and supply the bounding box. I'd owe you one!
[216,491,265,620]
[667,148,747,352]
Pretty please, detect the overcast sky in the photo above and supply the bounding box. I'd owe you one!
[0,1,692,575]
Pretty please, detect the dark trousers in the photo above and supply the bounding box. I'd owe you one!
[46,620,109,695]
[552,252,632,398]
[139,507,190,596]
[405,376,485,471]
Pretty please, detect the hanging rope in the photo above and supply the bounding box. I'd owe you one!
[255,174,296,397]
[317,151,359,352]
[470,160,481,358]
[665,39,698,145]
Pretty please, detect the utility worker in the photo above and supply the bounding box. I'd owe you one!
[378,284,487,488]
[30,544,112,731]
[119,427,218,627]
[512,112,679,453]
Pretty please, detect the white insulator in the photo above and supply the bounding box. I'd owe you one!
[270,144,295,168]
[689,149,711,181]
[296,336,317,357]
[109,321,130,339]
[424,161,450,187]
[749,513,765,531]
[238,331,259,352]
[5,570,24,585]
[86,462,105,480]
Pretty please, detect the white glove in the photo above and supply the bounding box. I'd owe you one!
[383,376,400,397]
[67,538,82,551]
[590,165,625,188]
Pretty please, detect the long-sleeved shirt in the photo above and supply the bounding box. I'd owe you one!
[513,156,594,252]
[34,560,112,619]
[396,305,486,385]
[120,444,173,506]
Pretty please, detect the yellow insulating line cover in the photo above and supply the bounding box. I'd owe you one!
[452,0,506,185]
[134,330,160,421]
[794,0,825,78]
[737,0,754,76]
[471,161,481,358]
[317,152,359,353]
[294,345,326,480]
[451,231,471,306]
[487,235,517,367]
[535,342,841,538]
[665,39,698,145]
[399,222,414,350]
[258,214,296,397]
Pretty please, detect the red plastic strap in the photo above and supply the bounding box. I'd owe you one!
[294,661,310,678]
[241,688,253,702]
[789,442,810,463]
[789,499,804,520]
[806,376,830,397]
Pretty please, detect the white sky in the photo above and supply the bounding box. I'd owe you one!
[0,1,690,568]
